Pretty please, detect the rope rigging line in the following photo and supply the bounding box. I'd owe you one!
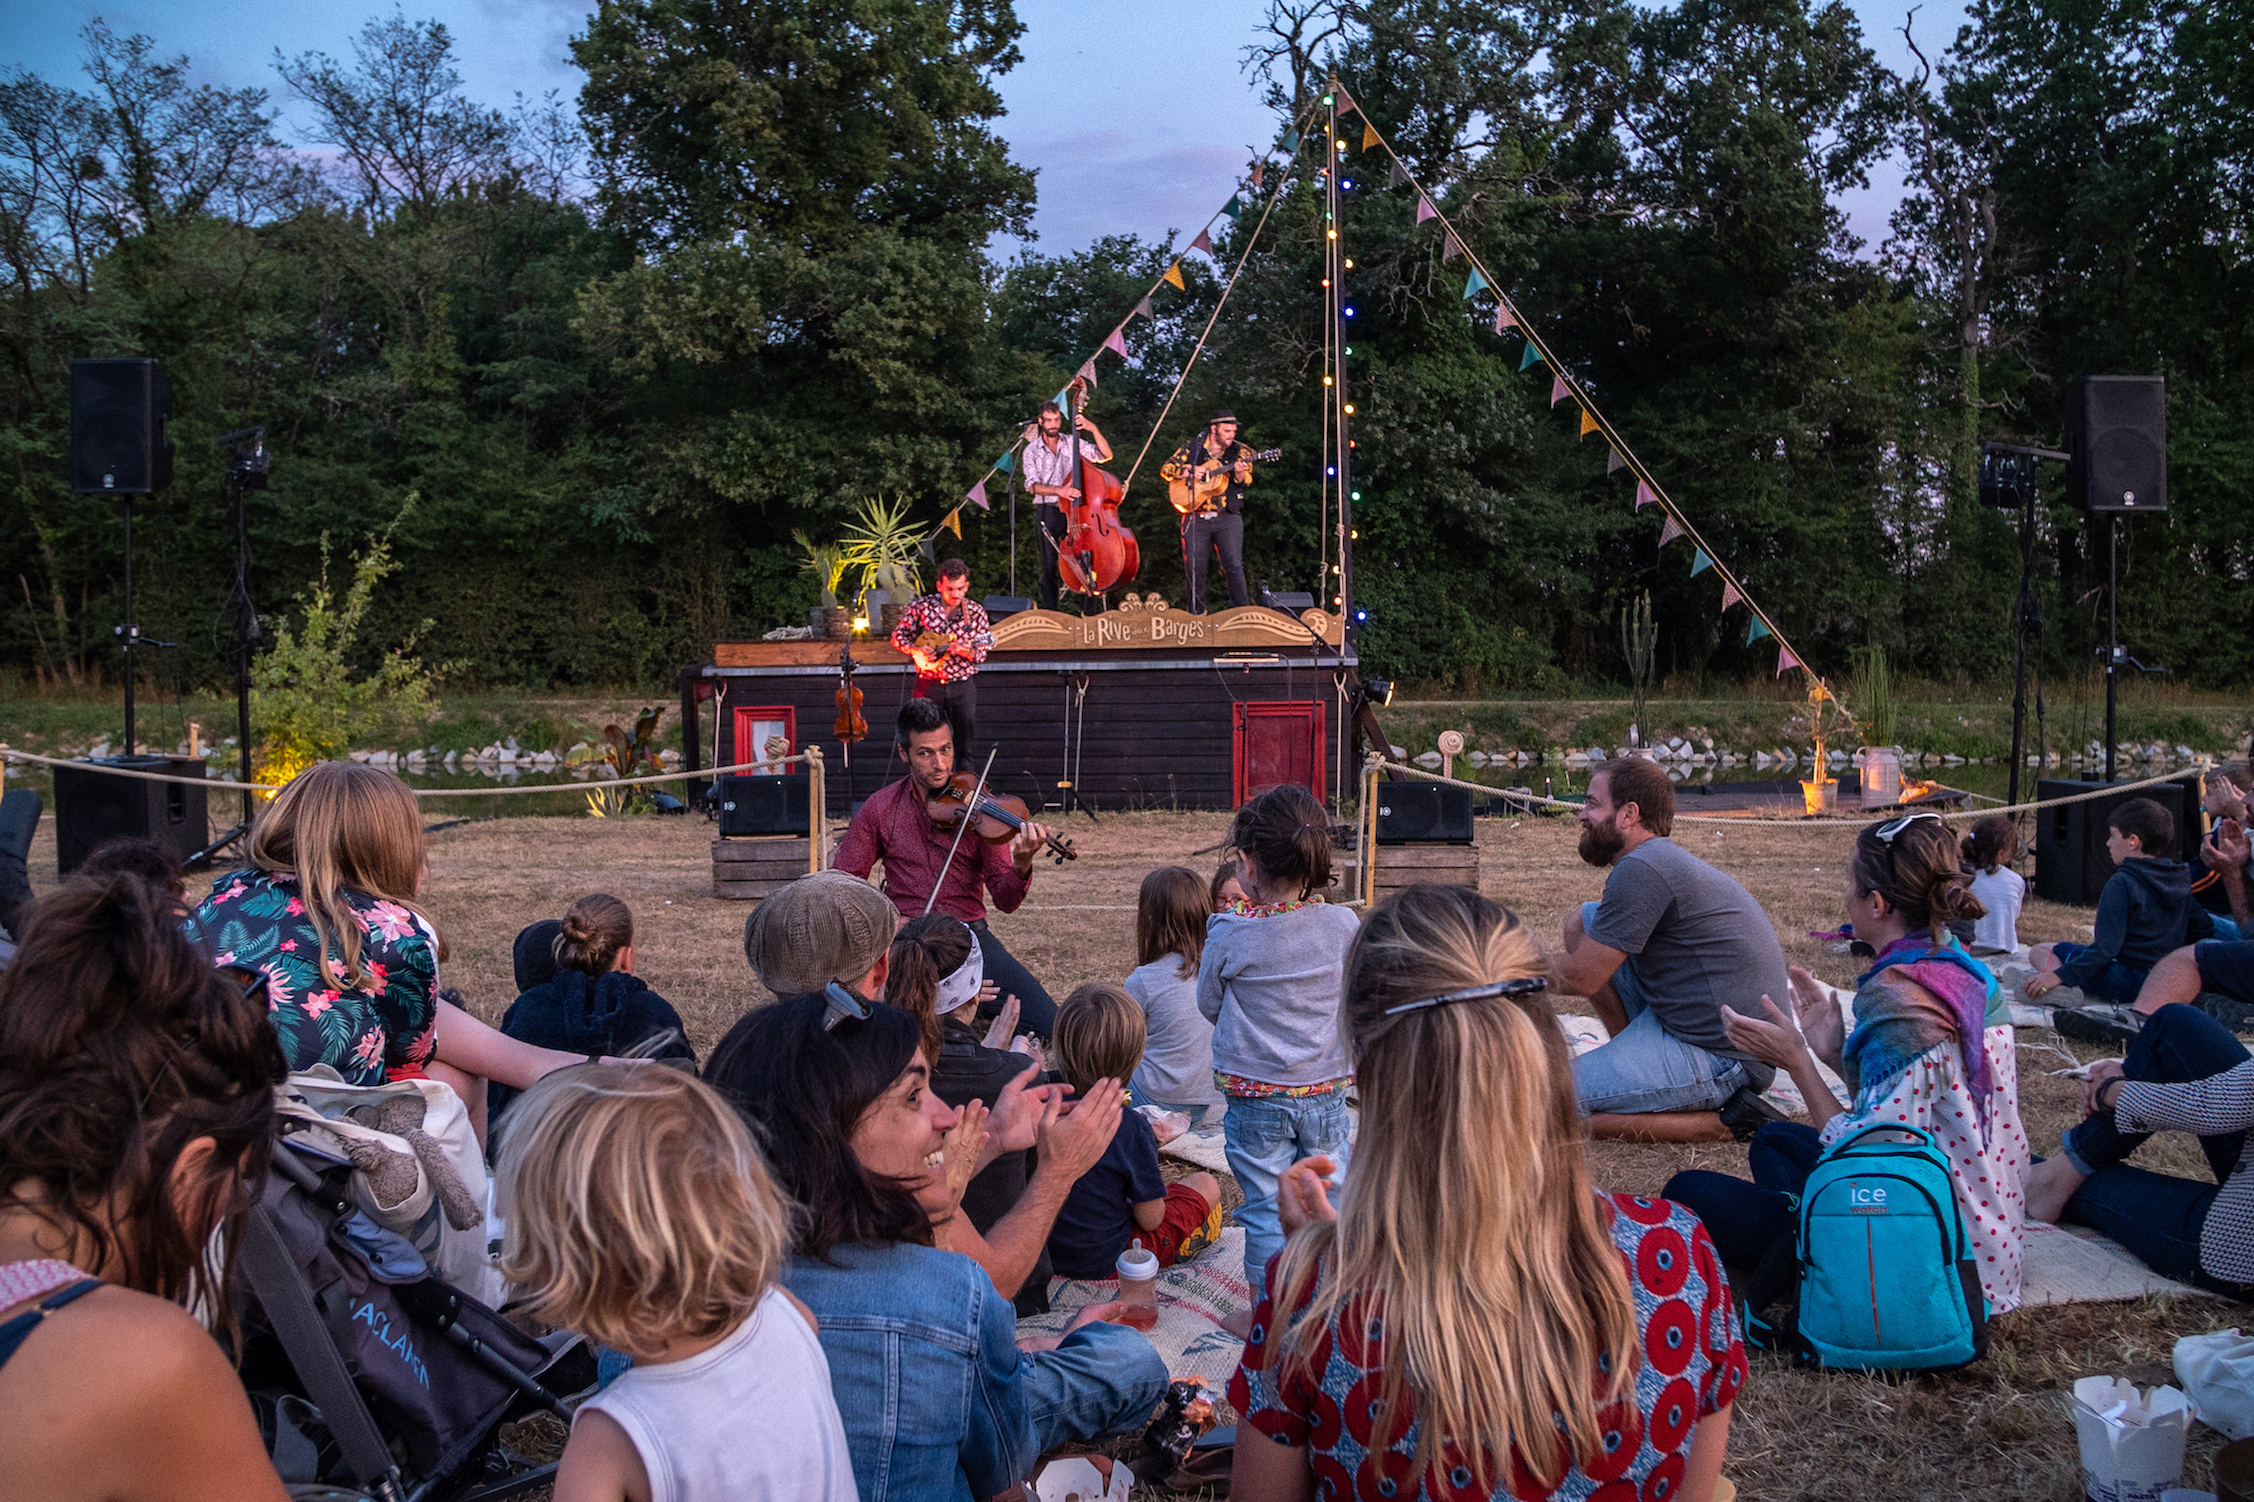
[1327,74,1853,729]
[0,745,825,798]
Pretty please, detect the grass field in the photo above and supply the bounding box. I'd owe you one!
[18,803,2243,1498]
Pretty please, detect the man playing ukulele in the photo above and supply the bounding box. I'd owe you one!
[1160,409,1254,613]
[889,557,993,763]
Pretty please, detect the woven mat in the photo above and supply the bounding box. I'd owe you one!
[1018,1227,1250,1381]
[2022,1221,2210,1306]
[1158,1125,1230,1175]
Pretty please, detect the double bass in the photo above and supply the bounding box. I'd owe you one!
[1056,379,1138,595]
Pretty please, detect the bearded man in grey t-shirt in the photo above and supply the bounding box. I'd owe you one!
[1556,759,1791,1139]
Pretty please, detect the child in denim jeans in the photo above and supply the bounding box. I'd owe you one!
[1197,785,1361,1301]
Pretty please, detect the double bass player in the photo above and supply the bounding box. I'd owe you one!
[1020,394,1113,610]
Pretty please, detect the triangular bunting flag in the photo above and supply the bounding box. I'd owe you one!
[1606,447,1625,474]
[1387,158,1407,188]
[1721,580,1742,611]
[1462,269,1487,299]
[1362,121,1379,151]
[1689,548,1713,576]
[1747,619,1771,644]
[1519,344,1544,371]
[1443,234,1463,263]
[1549,373,1570,406]
[1659,515,1685,546]
[1334,86,1357,115]
[1191,227,1214,257]
[1280,132,1302,153]
[1102,326,1128,358]
[918,535,936,563]
[1416,196,1437,225]
[1162,262,1185,289]
[1777,646,1800,676]
[1134,296,1153,319]
[1494,304,1516,334]
[943,507,963,539]
[1076,359,1098,387]
[994,450,1014,474]
[1249,163,1265,189]
[966,478,989,510]
[1634,480,1656,509]
[1579,406,1598,438]
[1222,195,1243,219]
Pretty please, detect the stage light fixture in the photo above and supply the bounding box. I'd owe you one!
[1365,675,1391,703]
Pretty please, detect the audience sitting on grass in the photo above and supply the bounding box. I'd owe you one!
[1123,865,1225,1128]
[190,762,626,1144]
[2023,1000,2254,1297]
[2026,796,2211,1005]
[1963,814,2028,955]
[705,991,1168,1501]
[0,871,291,1501]
[1558,757,1793,1142]
[741,866,897,1002]
[2195,767,2254,939]
[495,1063,855,1501]
[1044,982,1223,1280]
[887,913,1087,1316]
[0,788,37,963]
[1231,883,1744,1501]
[1664,812,2029,1313]
[1198,783,1363,1303]
[1210,853,1249,910]
[489,894,695,1130]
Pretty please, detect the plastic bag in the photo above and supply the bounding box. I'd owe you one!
[2177,1328,2254,1440]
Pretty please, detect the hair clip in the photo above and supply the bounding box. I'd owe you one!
[1383,975,1549,1016]
[821,981,871,1032]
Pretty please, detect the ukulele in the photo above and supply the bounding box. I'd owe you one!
[909,626,995,676]
[1169,448,1284,514]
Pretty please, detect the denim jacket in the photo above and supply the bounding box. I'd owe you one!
[787,1241,1166,1501]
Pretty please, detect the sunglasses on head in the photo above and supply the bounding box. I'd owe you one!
[821,981,871,1032]
[1872,811,1943,843]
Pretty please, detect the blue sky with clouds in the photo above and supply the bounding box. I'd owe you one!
[1,0,1963,256]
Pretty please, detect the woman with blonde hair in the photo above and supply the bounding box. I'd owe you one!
[191,761,603,1139]
[1231,884,1744,1501]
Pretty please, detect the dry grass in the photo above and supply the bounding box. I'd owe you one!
[22,806,2243,1498]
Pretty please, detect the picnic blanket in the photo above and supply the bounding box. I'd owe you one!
[2022,1221,2209,1305]
[1158,1124,1230,1175]
[1018,1228,1250,1381]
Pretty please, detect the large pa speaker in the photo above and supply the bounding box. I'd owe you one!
[2064,375,2165,514]
[717,774,810,836]
[2033,777,2195,907]
[53,757,207,876]
[70,359,174,495]
[1375,782,1474,845]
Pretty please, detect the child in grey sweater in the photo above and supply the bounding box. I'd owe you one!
[1198,784,1361,1300]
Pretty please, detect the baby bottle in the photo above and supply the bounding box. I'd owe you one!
[1115,1239,1159,1329]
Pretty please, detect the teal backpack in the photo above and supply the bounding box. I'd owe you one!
[1746,1123,1989,1371]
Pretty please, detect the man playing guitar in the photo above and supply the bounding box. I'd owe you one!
[833,696,1060,1036]
[889,557,993,763]
[1019,393,1114,610]
[1160,409,1254,613]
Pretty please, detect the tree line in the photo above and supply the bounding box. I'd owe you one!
[1,0,2245,698]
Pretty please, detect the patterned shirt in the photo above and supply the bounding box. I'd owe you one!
[890,594,993,684]
[2117,1061,2254,1283]
[191,869,440,1086]
[832,774,1031,924]
[1231,1193,1747,1501]
[1021,431,1081,502]
[1160,436,1252,516]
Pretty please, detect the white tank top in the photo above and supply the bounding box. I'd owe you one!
[576,1287,856,1502]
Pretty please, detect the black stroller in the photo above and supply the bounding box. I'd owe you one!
[232,1129,597,1501]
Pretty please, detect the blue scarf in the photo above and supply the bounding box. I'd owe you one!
[1844,936,1999,1114]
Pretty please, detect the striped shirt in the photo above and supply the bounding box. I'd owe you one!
[2116,1061,2254,1282]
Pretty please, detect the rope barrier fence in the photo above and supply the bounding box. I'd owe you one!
[0,745,825,798]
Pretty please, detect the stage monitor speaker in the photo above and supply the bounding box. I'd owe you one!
[2064,375,2166,513]
[2033,777,2195,907]
[717,774,810,836]
[53,757,207,876]
[70,358,174,495]
[982,595,1034,619]
[1375,783,1474,845]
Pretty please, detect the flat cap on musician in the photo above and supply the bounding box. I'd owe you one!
[743,870,899,996]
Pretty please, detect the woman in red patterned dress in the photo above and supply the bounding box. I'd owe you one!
[1229,885,1746,1502]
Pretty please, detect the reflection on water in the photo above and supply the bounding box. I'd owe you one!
[1426,756,2198,808]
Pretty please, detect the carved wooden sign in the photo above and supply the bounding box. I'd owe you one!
[990,595,1344,651]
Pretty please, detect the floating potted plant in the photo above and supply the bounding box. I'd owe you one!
[1856,644,1902,810]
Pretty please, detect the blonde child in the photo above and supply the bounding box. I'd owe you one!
[497,1064,855,1502]
[1124,868,1225,1127]
[1196,784,1361,1300]
[1962,815,2027,955]
[1045,984,1222,1279]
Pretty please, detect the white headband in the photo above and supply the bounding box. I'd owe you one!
[934,932,985,1016]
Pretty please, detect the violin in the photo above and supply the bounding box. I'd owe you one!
[924,772,1077,863]
[834,646,867,742]
[1056,379,1139,596]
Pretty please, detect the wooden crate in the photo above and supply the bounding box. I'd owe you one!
[712,837,814,901]
[1371,841,1480,898]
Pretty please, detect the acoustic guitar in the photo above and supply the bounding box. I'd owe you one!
[1169,448,1284,515]
[909,626,995,676]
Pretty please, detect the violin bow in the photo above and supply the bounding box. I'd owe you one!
[923,746,1001,917]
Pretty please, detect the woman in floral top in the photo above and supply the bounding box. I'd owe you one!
[1231,886,1743,1501]
[190,762,596,1139]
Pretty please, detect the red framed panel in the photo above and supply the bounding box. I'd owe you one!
[1232,700,1325,807]
[731,705,797,773]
